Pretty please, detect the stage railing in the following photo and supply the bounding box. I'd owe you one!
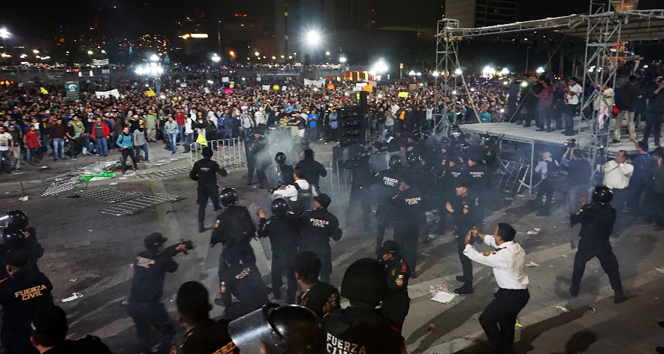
[189,138,247,170]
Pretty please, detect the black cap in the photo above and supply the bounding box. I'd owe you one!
[314,193,331,208]
[380,240,400,255]
[457,178,473,189]
[144,232,167,250]
[31,306,68,345]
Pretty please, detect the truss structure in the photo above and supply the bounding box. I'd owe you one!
[435,0,664,190]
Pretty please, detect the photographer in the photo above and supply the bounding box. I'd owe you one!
[534,151,559,216]
[127,233,193,354]
[561,144,592,215]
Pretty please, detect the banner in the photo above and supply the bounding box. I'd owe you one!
[65,81,79,100]
[262,85,271,91]
[145,90,156,97]
[222,77,230,83]
[95,89,120,99]
[398,91,409,98]
[92,59,109,66]
[230,82,235,88]
[304,79,325,87]
[353,83,367,92]
[224,88,233,94]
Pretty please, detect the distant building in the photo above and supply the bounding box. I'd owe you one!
[444,0,517,28]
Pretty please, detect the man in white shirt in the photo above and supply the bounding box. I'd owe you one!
[563,77,583,136]
[464,223,529,354]
[0,126,14,173]
[603,150,633,236]
[272,167,312,215]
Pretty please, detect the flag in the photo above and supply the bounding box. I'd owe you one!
[40,87,49,94]
[398,91,409,98]
[145,90,156,97]
[196,133,208,146]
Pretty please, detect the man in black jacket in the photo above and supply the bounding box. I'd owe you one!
[614,75,640,142]
[190,147,228,232]
[127,233,191,354]
[643,78,664,147]
[295,251,340,319]
[296,148,327,193]
[217,248,268,318]
[299,194,342,282]
[30,305,112,354]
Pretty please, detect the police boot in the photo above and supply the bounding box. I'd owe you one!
[614,290,627,304]
[199,222,205,233]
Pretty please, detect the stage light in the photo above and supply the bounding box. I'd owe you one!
[454,68,462,75]
[536,67,545,74]
[409,70,416,76]
[211,54,221,62]
[501,68,509,75]
[33,49,39,54]
[255,51,260,57]
[150,54,159,61]
[432,71,440,77]
[0,28,10,39]
[339,56,347,63]
[370,59,388,75]
[306,30,321,46]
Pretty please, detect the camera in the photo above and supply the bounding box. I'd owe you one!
[563,139,576,148]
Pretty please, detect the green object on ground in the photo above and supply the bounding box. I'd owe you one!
[79,172,116,181]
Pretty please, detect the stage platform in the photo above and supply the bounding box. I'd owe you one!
[459,122,637,154]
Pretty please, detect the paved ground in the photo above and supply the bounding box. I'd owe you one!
[1,139,663,354]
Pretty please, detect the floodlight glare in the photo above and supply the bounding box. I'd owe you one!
[501,68,509,75]
[306,30,321,46]
[454,68,462,75]
[87,50,93,55]
[339,56,347,63]
[371,59,388,75]
[0,28,10,39]
[536,67,545,74]
[521,81,528,87]
[150,54,159,61]
[432,71,440,77]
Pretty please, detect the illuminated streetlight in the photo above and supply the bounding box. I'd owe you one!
[306,30,321,46]
[536,67,545,74]
[33,49,39,54]
[325,51,330,56]
[339,56,347,63]
[229,51,235,56]
[272,56,276,60]
[211,53,221,62]
[255,51,260,57]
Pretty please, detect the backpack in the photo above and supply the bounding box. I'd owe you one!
[290,182,313,216]
[544,160,560,181]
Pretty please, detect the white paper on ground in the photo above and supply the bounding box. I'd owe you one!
[430,291,456,304]
[62,292,84,302]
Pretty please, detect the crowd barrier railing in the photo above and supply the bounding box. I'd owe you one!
[189,138,247,170]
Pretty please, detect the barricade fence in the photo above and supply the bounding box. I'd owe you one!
[189,138,247,170]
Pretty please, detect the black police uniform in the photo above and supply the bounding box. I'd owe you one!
[39,336,112,354]
[570,202,624,298]
[371,168,404,253]
[463,162,490,230]
[435,157,462,233]
[450,191,481,288]
[389,187,427,274]
[246,135,269,188]
[296,157,327,192]
[300,208,342,282]
[219,263,268,319]
[343,156,372,230]
[380,258,411,328]
[297,281,340,319]
[258,212,301,303]
[0,269,54,354]
[189,157,228,224]
[210,205,257,281]
[177,319,238,354]
[322,307,406,354]
[1,228,44,277]
[274,163,295,187]
[128,245,181,354]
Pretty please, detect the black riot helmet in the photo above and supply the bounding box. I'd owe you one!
[220,188,239,207]
[388,155,403,169]
[229,303,324,354]
[271,198,290,216]
[340,258,388,306]
[275,152,287,165]
[412,131,422,141]
[592,186,613,205]
[2,210,29,230]
[201,147,213,158]
[2,229,27,250]
[421,130,431,141]
[407,153,424,167]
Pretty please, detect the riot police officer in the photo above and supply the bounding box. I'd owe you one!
[343,148,372,231]
[295,251,340,319]
[463,153,490,229]
[127,233,191,354]
[30,305,112,354]
[175,281,237,354]
[378,241,411,328]
[217,247,268,319]
[569,186,626,303]
[0,250,54,354]
[257,198,300,303]
[446,179,481,294]
[210,188,257,295]
[270,151,295,188]
[389,175,428,277]
[296,148,327,193]
[371,154,404,255]
[1,210,44,270]
[299,193,342,283]
[190,147,228,233]
[322,258,406,354]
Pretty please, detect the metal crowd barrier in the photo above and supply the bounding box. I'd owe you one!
[189,138,247,170]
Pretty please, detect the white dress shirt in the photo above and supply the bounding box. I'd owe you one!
[272,179,310,201]
[567,84,582,105]
[603,160,633,190]
[463,235,529,290]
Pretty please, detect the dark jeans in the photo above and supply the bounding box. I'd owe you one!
[538,105,551,129]
[135,143,149,161]
[479,289,530,354]
[611,188,629,236]
[456,235,473,287]
[536,179,555,215]
[346,187,371,230]
[394,222,419,274]
[627,179,646,216]
[271,254,297,303]
[121,148,137,173]
[563,104,578,135]
[644,111,663,146]
[649,189,664,227]
[375,203,394,255]
[127,302,175,354]
[572,239,623,296]
[197,186,220,223]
